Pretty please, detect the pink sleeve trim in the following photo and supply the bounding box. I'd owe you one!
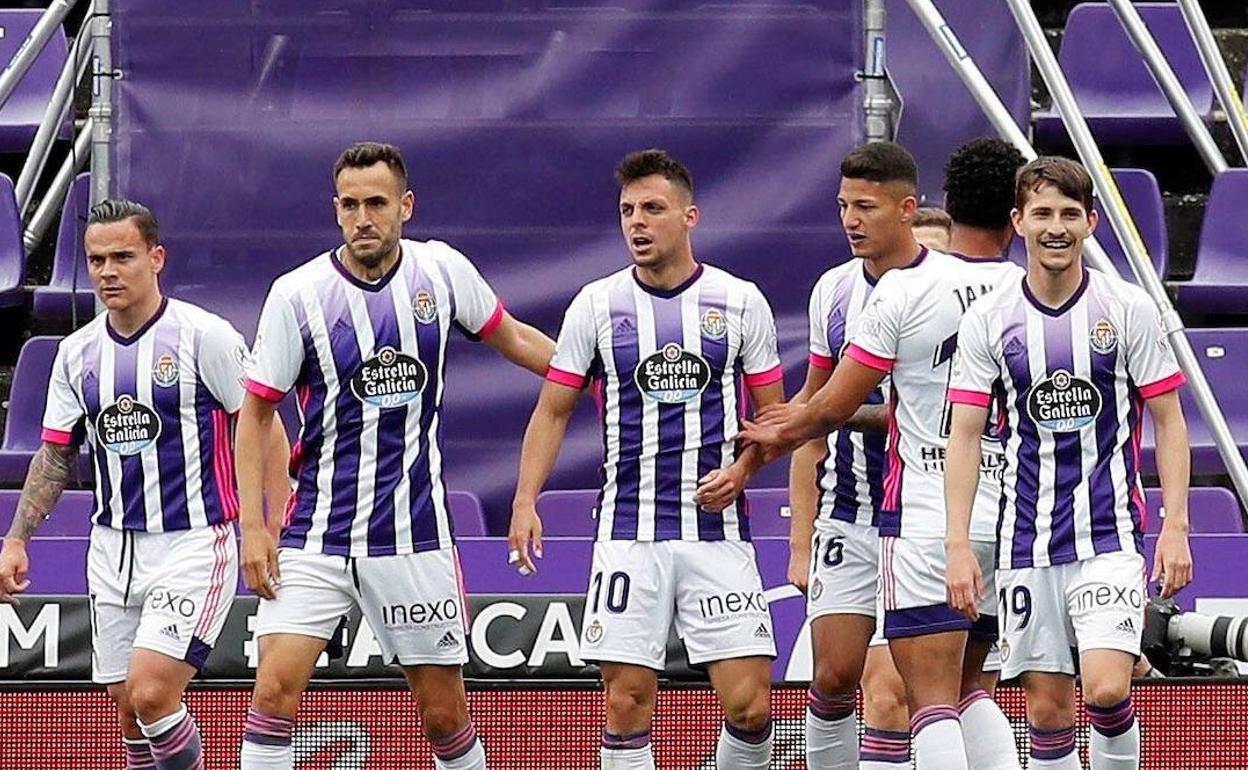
[245,379,286,403]
[476,300,505,340]
[40,428,73,446]
[546,366,586,389]
[1139,370,1186,400]
[808,352,833,371]
[947,389,992,408]
[844,343,894,373]
[744,366,784,387]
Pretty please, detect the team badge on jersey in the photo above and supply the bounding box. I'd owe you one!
[412,289,438,324]
[1027,369,1102,432]
[810,577,823,601]
[1089,318,1119,355]
[634,343,712,404]
[96,394,162,455]
[585,619,604,644]
[350,346,428,408]
[700,308,727,340]
[152,353,180,387]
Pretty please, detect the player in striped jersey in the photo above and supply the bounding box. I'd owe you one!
[0,199,290,770]
[236,143,554,770]
[509,150,784,770]
[946,157,1194,770]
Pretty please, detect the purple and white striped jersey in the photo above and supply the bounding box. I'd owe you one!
[42,298,247,532]
[547,264,782,542]
[245,239,503,558]
[949,268,1184,569]
[845,250,1023,541]
[806,259,886,527]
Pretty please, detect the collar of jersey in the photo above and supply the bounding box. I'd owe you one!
[863,246,928,286]
[1021,266,1090,317]
[330,244,404,293]
[106,296,169,346]
[632,262,704,299]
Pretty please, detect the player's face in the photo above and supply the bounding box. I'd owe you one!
[333,162,414,269]
[1012,183,1098,274]
[619,175,697,269]
[838,177,917,259]
[912,224,950,252]
[84,219,165,312]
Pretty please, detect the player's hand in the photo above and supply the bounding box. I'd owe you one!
[695,465,745,513]
[0,539,31,605]
[241,526,280,600]
[945,540,983,621]
[1151,523,1193,599]
[787,544,811,593]
[508,503,543,577]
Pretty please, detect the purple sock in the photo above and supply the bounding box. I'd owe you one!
[601,728,652,751]
[1087,697,1136,738]
[145,709,204,770]
[807,686,856,722]
[242,707,294,748]
[1030,724,1077,761]
[861,726,910,764]
[124,737,156,770]
[724,718,773,745]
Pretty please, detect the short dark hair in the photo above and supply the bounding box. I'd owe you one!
[1015,156,1094,212]
[913,207,952,231]
[87,198,160,247]
[839,141,919,188]
[944,137,1027,229]
[614,149,694,199]
[333,141,408,190]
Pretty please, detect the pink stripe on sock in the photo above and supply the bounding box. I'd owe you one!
[431,722,478,760]
[124,739,156,770]
[910,705,959,735]
[958,688,990,712]
[244,708,294,738]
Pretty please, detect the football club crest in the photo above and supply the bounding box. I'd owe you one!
[810,577,823,601]
[585,619,604,644]
[1089,318,1119,355]
[700,308,727,340]
[152,353,180,387]
[412,289,438,324]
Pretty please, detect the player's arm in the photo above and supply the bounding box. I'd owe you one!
[509,380,581,574]
[944,402,988,620]
[483,310,556,377]
[237,393,281,599]
[0,441,77,603]
[263,412,292,542]
[786,362,831,591]
[843,404,889,434]
[696,379,784,512]
[1146,389,1192,598]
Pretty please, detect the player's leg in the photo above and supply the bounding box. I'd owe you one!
[108,682,154,769]
[242,550,355,770]
[860,643,911,770]
[1021,672,1082,770]
[673,540,776,770]
[599,663,659,769]
[804,521,878,769]
[401,665,485,770]
[126,652,200,770]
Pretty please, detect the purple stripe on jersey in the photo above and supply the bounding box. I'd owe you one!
[80,334,112,528]
[1003,312,1041,568]
[1088,291,1130,556]
[321,286,365,552]
[193,366,227,527]
[282,298,324,550]
[607,280,641,540]
[696,284,729,541]
[732,357,752,541]
[404,266,448,551]
[364,288,404,554]
[821,273,863,523]
[1044,312,1082,565]
[112,341,148,530]
[1122,394,1147,554]
[151,322,190,530]
[650,294,687,540]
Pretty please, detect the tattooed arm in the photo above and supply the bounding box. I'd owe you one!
[0,442,77,603]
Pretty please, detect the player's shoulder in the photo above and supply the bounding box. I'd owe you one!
[702,263,768,302]
[574,265,633,301]
[970,269,1025,318]
[268,250,335,297]
[58,312,109,352]
[165,298,241,337]
[811,258,862,296]
[405,237,472,268]
[1087,267,1151,314]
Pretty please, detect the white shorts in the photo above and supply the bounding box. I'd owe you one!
[808,519,879,620]
[579,540,776,670]
[880,537,998,640]
[87,523,238,685]
[996,550,1145,680]
[255,547,469,667]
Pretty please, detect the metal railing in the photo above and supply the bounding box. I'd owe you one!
[1177,0,1248,164]
[0,0,78,114]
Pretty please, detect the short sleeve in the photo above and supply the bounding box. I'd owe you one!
[198,319,249,413]
[1125,293,1185,399]
[245,287,304,403]
[807,280,833,371]
[440,244,503,340]
[41,341,84,445]
[547,289,597,389]
[740,285,783,387]
[948,309,999,408]
[845,272,903,373]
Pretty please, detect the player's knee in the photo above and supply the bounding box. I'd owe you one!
[251,671,300,717]
[1081,677,1131,709]
[723,688,771,732]
[126,677,179,723]
[812,660,858,698]
[420,701,469,739]
[863,681,907,726]
[1026,691,1075,731]
[604,681,654,723]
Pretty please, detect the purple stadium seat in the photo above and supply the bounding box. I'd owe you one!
[1034,3,1214,146]
[0,173,23,308]
[0,488,94,537]
[32,173,95,323]
[535,489,598,537]
[1142,487,1242,534]
[0,10,69,153]
[1175,169,1248,315]
[0,336,90,485]
[743,487,792,538]
[447,490,488,536]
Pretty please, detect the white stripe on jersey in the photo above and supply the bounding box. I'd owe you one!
[177,323,209,530]
[345,289,380,551]
[299,286,339,555]
[135,332,162,532]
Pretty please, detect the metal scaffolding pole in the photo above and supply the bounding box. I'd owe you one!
[0,0,78,113]
[862,0,896,142]
[1177,0,1248,165]
[23,116,92,253]
[1004,0,1248,507]
[88,0,112,205]
[1107,0,1226,175]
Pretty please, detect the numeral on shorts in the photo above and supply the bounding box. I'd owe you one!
[590,571,631,614]
[821,536,845,568]
[999,585,1032,630]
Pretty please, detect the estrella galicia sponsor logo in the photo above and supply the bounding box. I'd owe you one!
[1089,318,1119,355]
[412,289,438,324]
[350,346,427,408]
[1070,581,1143,615]
[1026,369,1102,432]
[380,599,459,627]
[700,308,727,340]
[151,353,179,387]
[96,395,161,455]
[697,590,767,619]
[634,343,712,404]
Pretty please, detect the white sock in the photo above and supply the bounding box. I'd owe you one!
[911,706,969,770]
[1088,698,1139,770]
[805,711,858,768]
[716,721,773,770]
[240,741,293,770]
[240,707,294,770]
[959,690,1022,770]
[138,704,187,740]
[1030,724,1083,769]
[435,738,486,770]
[1031,753,1085,769]
[860,726,910,768]
[601,730,655,769]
